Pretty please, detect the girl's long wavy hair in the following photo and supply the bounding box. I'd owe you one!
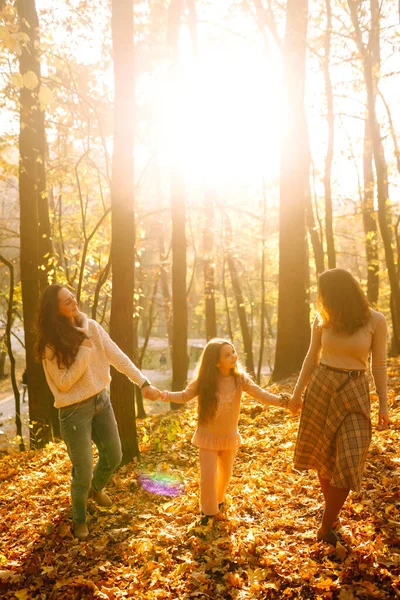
[195,338,243,425]
[35,284,86,368]
[317,268,371,334]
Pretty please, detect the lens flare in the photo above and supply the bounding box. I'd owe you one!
[138,470,185,497]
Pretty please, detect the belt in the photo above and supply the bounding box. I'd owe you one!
[319,363,366,393]
[319,363,366,377]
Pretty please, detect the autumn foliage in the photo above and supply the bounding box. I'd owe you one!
[1,362,399,599]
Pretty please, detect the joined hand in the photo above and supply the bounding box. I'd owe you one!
[288,395,302,416]
[142,385,161,401]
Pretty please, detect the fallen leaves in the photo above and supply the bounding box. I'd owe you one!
[0,360,400,598]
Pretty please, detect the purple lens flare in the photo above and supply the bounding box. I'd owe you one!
[138,470,185,497]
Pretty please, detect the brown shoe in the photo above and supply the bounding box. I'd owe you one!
[89,488,113,507]
[73,522,89,540]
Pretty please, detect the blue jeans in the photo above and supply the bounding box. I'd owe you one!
[59,389,122,523]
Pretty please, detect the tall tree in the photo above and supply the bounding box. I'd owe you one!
[256,187,267,383]
[203,190,217,341]
[0,254,24,451]
[110,0,139,463]
[322,0,335,269]
[360,0,379,306]
[306,191,325,275]
[348,0,400,352]
[362,120,379,305]
[273,0,311,380]
[254,0,324,278]
[155,157,173,348]
[168,0,189,401]
[17,0,54,447]
[225,217,255,377]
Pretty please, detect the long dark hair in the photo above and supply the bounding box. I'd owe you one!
[317,268,371,334]
[196,338,242,425]
[35,284,86,367]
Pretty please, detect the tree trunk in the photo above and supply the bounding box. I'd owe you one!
[204,190,217,341]
[0,254,25,451]
[110,0,139,464]
[37,112,54,292]
[92,255,111,320]
[222,258,234,341]
[225,217,255,377]
[17,0,53,447]
[0,340,7,379]
[348,0,400,352]
[362,120,379,305]
[323,0,335,269]
[155,157,173,349]
[393,217,400,355]
[273,0,310,381]
[168,0,189,402]
[171,170,189,395]
[133,320,146,419]
[306,188,325,275]
[21,2,54,292]
[256,189,267,383]
[361,0,379,306]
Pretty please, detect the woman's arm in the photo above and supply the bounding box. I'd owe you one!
[242,375,281,407]
[289,316,323,411]
[371,313,389,428]
[97,324,148,388]
[43,342,92,393]
[161,379,198,403]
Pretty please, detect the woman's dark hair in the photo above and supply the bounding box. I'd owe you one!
[35,284,85,367]
[317,268,371,334]
[196,338,242,425]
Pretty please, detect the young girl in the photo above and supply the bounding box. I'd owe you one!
[161,338,288,523]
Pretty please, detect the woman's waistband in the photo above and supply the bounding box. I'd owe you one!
[319,363,366,378]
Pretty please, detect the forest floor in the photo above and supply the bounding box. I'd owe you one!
[0,362,399,599]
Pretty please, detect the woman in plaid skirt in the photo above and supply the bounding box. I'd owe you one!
[289,269,389,547]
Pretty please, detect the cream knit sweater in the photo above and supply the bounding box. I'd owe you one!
[43,314,147,408]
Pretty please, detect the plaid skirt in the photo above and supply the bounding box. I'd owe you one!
[293,364,371,491]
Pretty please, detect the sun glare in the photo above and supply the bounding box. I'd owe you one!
[158,29,283,188]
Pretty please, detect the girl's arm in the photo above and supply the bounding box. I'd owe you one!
[97,323,148,388]
[242,375,281,407]
[43,341,92,393]
[290,316,322,410]
[371,312,389,428]
[161,379,198,403]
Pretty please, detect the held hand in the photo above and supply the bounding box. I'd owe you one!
[288,395,302,416]
[161,390,169,402]
[142,385,160,401]
[81,339,92,348]
[377,413,390,430]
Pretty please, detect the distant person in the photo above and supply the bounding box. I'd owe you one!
[35,284,160,540]
[21,369,28,403]
[159,351,167,372]
[288,269,389,549]
[160,338,288,524]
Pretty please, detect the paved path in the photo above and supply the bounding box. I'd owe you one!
[0,392,29,422]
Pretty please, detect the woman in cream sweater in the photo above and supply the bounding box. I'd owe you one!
[36,284,159,539]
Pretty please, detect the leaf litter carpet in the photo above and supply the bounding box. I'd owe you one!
[1,361,399,599]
